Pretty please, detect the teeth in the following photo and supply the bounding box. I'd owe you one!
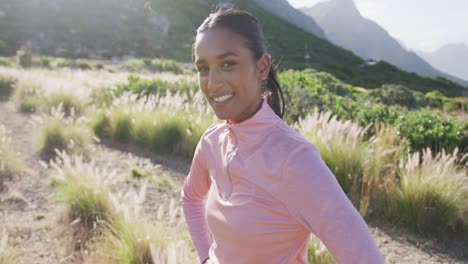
[213,93,234,103]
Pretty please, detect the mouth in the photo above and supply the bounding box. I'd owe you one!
[212,92,235,104]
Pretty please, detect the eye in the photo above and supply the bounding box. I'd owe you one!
[222,61,236,69]
[196,66,209,74]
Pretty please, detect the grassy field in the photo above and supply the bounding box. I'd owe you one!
[0,58,467,263]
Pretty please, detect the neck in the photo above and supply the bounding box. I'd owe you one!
[228,98,264,124]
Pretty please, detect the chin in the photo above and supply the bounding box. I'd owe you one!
[213,111,231,121]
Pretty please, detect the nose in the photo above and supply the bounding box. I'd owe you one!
[208,68,223,92]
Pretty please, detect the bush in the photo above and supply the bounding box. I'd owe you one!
[124,59,146,72]
[396,110,467,154]
[123,58,183,74]
[16,44,33,68]
[114,75,197,99]
[0,57,13,67]
[77,61,92,70]
[152,175,174,190]
[0,74,17,101]
[152,58,183,74]
[40,57,51,67]
[12,82,44,112]
[368,84,417,108]
[53,58,75,68]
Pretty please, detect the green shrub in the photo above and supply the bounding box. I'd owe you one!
[16,45,33,68]
[0,74,17,101]
[40,57,51,67]
[368,84,417,108]
[152,58,183,74]
[124,59,146,72]
[0,57,13,67]
[53,58,75,68]
[0,39,6,52]
[115,75,197,98]
[152,175,174,190]
[396,110,467,154]
[78,61,92,70]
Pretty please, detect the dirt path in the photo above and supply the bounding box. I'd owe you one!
[0,101,74,263]
[1,98,467,264]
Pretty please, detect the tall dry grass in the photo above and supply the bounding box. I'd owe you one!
[392,148,468,234]
[91,91,215,158]
[47,150,119,228]
[0,126,24,188]
[100,190,196,264]
[308,235,335,264]
[33,105,94,157]
[0,231,20,264]
[296,110,375,214]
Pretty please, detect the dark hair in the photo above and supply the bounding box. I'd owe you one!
[194,9,285,119]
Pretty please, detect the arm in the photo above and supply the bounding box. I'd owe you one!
[181,139,212,263]
[280,143,384,264]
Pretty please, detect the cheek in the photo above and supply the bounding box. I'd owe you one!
[198,77,209,95]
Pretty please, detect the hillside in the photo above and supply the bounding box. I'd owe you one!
[300,0,468,87]
[0,0,466,96]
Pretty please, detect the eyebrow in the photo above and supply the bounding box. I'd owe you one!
[195,51,238,65]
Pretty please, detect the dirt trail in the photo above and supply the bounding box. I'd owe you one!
[1,99,467,263]
[0,101,73,263]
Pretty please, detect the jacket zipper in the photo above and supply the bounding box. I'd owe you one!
[224,125,238,201]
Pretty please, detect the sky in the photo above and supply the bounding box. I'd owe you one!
[288,0,468,52]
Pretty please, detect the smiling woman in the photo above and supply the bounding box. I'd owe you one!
[181,9,384,264]
[193,10,284,124]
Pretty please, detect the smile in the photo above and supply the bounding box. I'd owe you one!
[213,92,235,103]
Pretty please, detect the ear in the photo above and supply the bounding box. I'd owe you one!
[257,53,271,81]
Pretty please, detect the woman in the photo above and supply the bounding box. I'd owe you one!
[181,9,384,264]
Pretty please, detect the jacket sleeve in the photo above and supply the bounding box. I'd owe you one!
[181,138,212,263]
[279,143,384,264]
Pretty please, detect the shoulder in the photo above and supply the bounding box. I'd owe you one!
[198,122,224,147]
[193,122,227,158]
[270,120,320,159]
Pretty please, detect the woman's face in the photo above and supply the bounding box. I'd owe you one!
[194,27,270,123]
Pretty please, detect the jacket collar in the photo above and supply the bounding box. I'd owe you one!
[224,98,282,149]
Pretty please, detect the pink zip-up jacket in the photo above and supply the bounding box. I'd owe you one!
[181,99,384,264]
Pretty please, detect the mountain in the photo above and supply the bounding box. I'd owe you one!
[251,0,325,38]
[417,43,468,82]
[0,0,466,96]
[300,0,468,87]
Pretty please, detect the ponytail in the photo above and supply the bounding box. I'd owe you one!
[265,63,285,119]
